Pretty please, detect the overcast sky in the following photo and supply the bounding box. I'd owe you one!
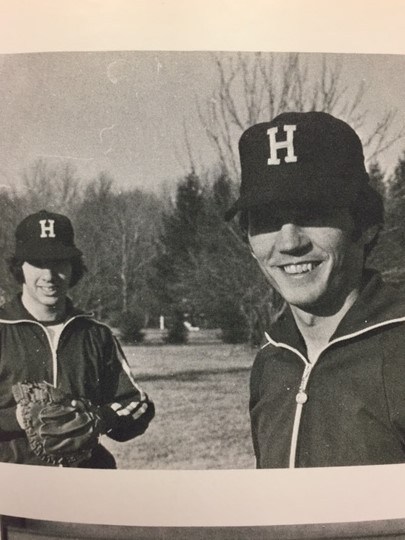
[1,50,405,195]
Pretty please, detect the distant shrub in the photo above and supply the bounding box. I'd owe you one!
[166,309,188,344]
[116,309,145,345]
[219,302,250,344]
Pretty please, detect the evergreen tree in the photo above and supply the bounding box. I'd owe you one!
[377,153,405,285]
[180,172,284,344]
[154,170,284,344]
[152,172,205,341]
[368,160,385,196]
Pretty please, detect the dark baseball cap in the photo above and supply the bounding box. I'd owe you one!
[225,111,371,220]
[14,209,82,261]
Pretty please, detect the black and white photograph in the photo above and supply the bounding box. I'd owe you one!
[1,49,405,471]
[1,0,405,537]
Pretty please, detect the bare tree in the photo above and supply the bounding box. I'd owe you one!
[197,52,404,181]
[72,175,163,323]
[0,188,24,301]
[111,190,162,314]
[21,159,82,217]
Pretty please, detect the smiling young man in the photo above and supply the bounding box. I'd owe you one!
[226,112,405,468]
[0,210,154,467]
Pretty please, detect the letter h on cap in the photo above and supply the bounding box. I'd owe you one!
[39,219,56,238]
[267,125,298,165]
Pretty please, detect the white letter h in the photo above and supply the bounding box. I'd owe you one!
[267,125,297,165]
[39,219,56,238]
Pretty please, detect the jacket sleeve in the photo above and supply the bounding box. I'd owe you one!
[249,350,266,468]
[0,324,24,437]
[0,406,23,436]
[97,329,155,442]
[382,327,405,446]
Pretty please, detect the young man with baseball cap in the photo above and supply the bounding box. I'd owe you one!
[0,210,154,468]
[226,111,405,468]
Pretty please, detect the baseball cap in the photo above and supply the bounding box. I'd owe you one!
[14,209,82,261]
[225,111,371,220]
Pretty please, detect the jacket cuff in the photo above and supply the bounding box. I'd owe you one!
[97,405,120,435]
[0,407,24,434]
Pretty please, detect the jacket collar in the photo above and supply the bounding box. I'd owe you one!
[331,270,405,339]
[266,270,405,352]
[0,294,87,323]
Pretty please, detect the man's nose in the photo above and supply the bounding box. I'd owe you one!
[276,223,310,253]
[40,267,55,280]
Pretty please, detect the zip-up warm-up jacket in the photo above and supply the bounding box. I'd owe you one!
[250,270,405,469]
[0,295,155,467]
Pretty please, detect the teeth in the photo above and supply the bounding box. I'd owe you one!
[283,263,316,274]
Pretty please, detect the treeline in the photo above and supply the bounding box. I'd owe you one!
[0,160,163,338]
[1,154,405,345]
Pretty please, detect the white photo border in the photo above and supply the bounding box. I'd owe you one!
[1,0,405,528]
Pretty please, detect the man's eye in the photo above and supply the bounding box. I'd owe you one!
[249,217,281,235]
[294,213,318,225]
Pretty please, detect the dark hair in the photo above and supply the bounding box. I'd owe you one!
[7,256,87,287]
[350,186,384,257]
[239,186,384,259]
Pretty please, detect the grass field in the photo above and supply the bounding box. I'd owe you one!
[102,343,257,469]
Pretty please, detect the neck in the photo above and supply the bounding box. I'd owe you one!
[290,289,360,363]
[21,288,67,323]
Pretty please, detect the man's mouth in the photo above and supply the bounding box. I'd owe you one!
[280,261,322,275]
[39,286,58,294]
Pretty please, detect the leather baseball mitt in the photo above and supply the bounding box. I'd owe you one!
[12,381,105,466]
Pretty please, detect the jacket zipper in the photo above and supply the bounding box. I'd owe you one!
[0,315,89,387]
[264,315,405,468]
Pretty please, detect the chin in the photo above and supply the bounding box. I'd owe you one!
[40,297,60,306]
[283,291,328,311]
[279,284,324,304]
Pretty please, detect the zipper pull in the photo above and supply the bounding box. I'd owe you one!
[296,391,308,404]
[295,363,312,404]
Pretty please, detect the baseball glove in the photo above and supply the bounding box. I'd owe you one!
[12,381,105,466]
